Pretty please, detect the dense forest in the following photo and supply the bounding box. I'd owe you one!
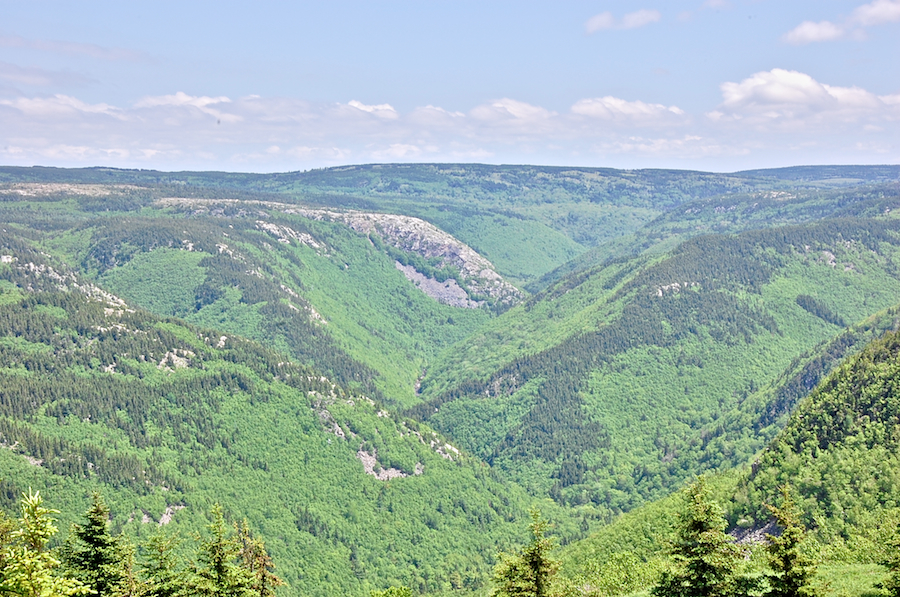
[0,163,899,596]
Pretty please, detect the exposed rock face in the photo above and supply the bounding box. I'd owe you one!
[290,208,523,306]
[394,262,482,308]
[153,197,523,307]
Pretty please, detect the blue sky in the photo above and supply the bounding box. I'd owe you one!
[1,0,898,172]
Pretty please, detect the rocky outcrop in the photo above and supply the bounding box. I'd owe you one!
[289,208,522,306]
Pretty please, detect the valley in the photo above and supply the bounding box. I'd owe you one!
[0,163,899,596]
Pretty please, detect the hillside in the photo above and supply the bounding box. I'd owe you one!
[6,163,886,286]
[413,216,900,512]
[558,316,900,597]
[2,163,900,597]
[0,231,563,597]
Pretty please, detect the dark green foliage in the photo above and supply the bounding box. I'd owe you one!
[765,486,820,597]
[141,533,189,597]
[652,478,750,597]
[191,505,255,597]
[491,509,560,597]
[795,296,846,328]
[60,492,132,597]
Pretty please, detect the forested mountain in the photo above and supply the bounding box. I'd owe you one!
[0,231,559,597]
[559,318,900,597]
[413,215,900,513]
[0,163,899,597]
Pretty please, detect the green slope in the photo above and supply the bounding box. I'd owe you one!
[0,232,567,597]
[412,217,900,513]
[557,314,900,597]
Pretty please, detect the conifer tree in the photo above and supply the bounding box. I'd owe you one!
[142,533,188,597]
[652,477,751,597]
[235,520,284,597]
[491,508,559,597]
[60,492,132,597]
[191,505,255,597]
[0,490,87,597]
[764,486,820,597]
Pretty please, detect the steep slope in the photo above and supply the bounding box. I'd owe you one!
[412,217,900,512]
[0,232,558,597]
[732,322,900,547]
[0,185,511,407]
[558,315,900,597]
[0,164,804,284]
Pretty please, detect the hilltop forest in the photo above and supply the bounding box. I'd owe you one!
[0,163,899,596]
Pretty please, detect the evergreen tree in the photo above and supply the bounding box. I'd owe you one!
[191,505,255,597]
[235,520,284,597]
[491,508,559,597]
[0,490,87,597]
[60,492,132,597]
[652,477,752,597]
[141,533,188,597]
[764,486,820,597]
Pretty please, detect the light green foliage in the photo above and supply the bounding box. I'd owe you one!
[370,587,413,597]
[0,490,88,597]
[0,237,545,597]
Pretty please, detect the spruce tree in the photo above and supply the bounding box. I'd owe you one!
[142,533,188,597]
[491,508,559,597]
[652,477,750,597]
[764,486,820,597]
[191,505,255,597]
[0,490,87,597]
[60,492,132,597]
[235,520,284,597]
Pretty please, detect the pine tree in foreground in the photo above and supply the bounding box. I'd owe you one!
[191,504,256,597]
[60,492,134,597]
[652,477,756,597]
[0,490,87,597]
[764,485,820,597]
[491,508,559,597]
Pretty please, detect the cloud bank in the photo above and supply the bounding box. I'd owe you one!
[0,69,897,171]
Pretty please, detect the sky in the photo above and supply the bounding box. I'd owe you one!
[1,0,898,173]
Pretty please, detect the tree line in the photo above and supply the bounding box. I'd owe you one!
[0,490,281,597]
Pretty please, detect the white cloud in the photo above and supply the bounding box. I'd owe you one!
[585,9,661,33]
[470,98,556,122]
[783,0,900,44]
[0,94,120,117]
[782,21,845,45]
[585,12,616,33]
[134,91,240,122]
[851,0,900,25]
[715,69,900,125]
[347,100,399,119]
[0,85,897,171]
[572,96,685,122]
[621,9,662,29]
